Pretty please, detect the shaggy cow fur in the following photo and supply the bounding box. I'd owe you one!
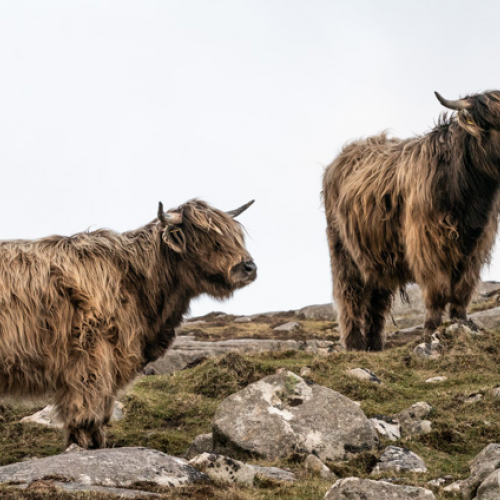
[323,90,500,351]
[0,199,256,448]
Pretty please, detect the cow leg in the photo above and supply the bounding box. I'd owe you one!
[365,287,393,351]
[450,269,476,321]
[328,225,367,350]
[56,344,115,449]
[422,286,448,341]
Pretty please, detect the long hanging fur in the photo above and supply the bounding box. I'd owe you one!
[0,199,256,448]
[323,91,500,351]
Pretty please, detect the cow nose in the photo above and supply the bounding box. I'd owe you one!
[244,261,257,274]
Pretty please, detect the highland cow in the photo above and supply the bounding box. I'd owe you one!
[323,90,500,350]
[0,199,256,448]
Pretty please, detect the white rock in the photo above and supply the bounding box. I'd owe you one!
[369,419,401,441]
[347,368,381,384]
[425,376,448,383]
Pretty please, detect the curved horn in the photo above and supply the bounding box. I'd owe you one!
[434,91,469,111]
[226,199,255,218]
[157,202,182,225]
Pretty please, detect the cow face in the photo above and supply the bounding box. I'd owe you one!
[158,199,257,298]
[435,90,500,138]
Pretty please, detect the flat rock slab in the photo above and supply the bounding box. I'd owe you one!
[373,446,427,474]
[470,307,500,330]
[325,477,436,499]
[147,337,334,375]
[213,371,378,462]
[0,447,207,489]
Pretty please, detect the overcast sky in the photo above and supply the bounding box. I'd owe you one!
[1,1,500,317]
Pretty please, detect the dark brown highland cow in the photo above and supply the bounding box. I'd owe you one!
[0,199,256,448]
[323,90,500,351]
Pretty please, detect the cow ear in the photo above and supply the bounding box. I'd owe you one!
[457,109,482,138]
[162,227,187,254]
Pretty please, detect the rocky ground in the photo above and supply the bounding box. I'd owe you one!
[1,283,500,499]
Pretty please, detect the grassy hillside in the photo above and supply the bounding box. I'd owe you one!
[1,318,500,499]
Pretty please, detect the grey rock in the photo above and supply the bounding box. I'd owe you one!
[426,476,453,492]
[397,402,433,437]
[347,368,381,384]
[213,371,378,461]
[446,322,476,336]
[0,447,207,489]
[425,376,448,383]
[465,393,484,404]
[398,401,433,421]
[445,443,500,500]
[234,316,253,323]
[388,282,499,330]
[251,464,296,484]
[476,468,500,499]
[490,387,500,399]
[273,321,300,332]
[296,304,336,321]
[372,446,427,474]
[300,367,312,377]
[24,481,161,498]
[325,477,436,499]
[185,433,213,460]
[413,342,441,359]
[304,454,337,480]
[369,418,401,441]
[470,307,500,330]
[188,453,295,486]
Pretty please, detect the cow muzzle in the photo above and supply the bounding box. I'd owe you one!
[232,260,257,285]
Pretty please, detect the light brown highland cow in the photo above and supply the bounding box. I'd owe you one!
[0,199,256,448]
[323,91,500,350]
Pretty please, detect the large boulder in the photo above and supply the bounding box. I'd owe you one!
[0,447,207,491]
[324,477,435,499]
[476,468,500,499]
[445,443,500,499]
[213,371,378,461]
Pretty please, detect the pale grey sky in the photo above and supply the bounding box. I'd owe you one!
[1,1,500,316]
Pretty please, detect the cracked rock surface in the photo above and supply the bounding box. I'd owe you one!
[0,447,207,489]
[212,371,378,461]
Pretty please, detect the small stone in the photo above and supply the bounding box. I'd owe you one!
[234,316,252,323]
[273,322,300,332]
[464,393,483,404]
[347,368,381,384]
[407,420,432,436]
[426,476,453,492]
[413,342,441,359]
[397,402,433,437]
[425,376,448,383]
[303,454,337,481]
[372,446,427,474]
[490,387,500,399]
[189,453,254,486]
[300,367,312,377]
[369,418,401,441]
